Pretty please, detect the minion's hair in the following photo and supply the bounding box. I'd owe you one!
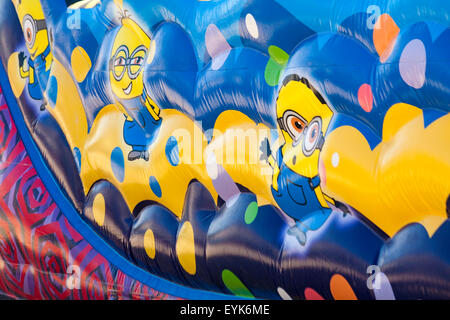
[117,7,131,23]
[278,74,327,105]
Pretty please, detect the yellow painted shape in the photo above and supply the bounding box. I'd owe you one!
[44,58,88,155]
[92,193,105,226]
[209,110,278,207]
[176,221,196,275]
[71,46,92,83]
[80,107,218,218]
[7,52,26,98]
[321,103,450,237]
[144,229,156,259]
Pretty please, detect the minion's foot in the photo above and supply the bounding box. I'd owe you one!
[287,225,307,246]
[40,103,46,111]
[128,151,141,161]
[141,151,149,161]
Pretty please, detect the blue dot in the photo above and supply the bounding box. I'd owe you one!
[46,76,58,108]
[165,136,180,166]
[110,147,125,182]
[149,176,162,198]
[73,147,81,172]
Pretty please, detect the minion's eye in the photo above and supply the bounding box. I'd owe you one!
[114,56,126,67]
[285,113,306,141]
[130,57,143,66]
[23,17,35,48]
[302,117,323,156]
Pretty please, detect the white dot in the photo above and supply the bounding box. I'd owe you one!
[206,152,218,180]
[332,152,340,168]
[147,40,156,65]
[277,287,293,300]
[245,13,259,39]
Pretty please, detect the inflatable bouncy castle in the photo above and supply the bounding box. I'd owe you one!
[0,0,448,300]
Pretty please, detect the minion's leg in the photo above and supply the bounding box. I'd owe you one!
[287,209,332,246]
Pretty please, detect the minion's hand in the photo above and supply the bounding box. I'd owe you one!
[260,137,272,162]
[18,52,26,68]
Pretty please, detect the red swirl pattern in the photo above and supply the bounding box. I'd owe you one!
[0,86,179,300]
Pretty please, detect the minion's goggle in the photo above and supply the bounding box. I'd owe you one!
[22,14,47,49]
[278,110,325,157]
[109,45,147,81]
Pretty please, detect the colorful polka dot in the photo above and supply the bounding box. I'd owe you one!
[399,39,427,89]
[110,147,125,183]
[331,152,340,168]
[46,76,58,108]
[92,193,105,227]
[245,13,259,39]
[149,176,162,198]
[165,136,180,166]
[319,158,326,186]
[144,229,156,259]
[358,83,373,112]
[277,287,293,300]
[221,269,254,298]
[244,201,258,224]
[304,287,325,300]
[330,274,358,300]
[176,221,196,275]
[373,14,399,62]
[265,46,289,87]
[268,45,289,65]
[205,24,231,59]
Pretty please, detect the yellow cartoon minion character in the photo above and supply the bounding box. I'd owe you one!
[109,13,162,161]
[12,0,53,111]
[261,74,335,245]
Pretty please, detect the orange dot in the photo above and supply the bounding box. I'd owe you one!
[330,274,358,300]
[304,288,325,300]
[373,14,400,62]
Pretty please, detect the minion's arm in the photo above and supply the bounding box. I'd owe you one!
[29,66,35,84]
[19,64,32,81]
[144,95,161,121]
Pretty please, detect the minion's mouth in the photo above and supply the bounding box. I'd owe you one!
[123,82,132,95]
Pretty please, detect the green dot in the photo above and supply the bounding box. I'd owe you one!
[268,45,289,65]
[244,201,258,224]
[264,58,283,86]
[221,269,255,298]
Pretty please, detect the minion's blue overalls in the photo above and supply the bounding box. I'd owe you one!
[118,88,161,152]
[26,46,51,101]
[271,148,331,239]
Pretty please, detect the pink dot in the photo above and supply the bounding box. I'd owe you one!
[358,84,373,112]
[319,158,326,187]
[304,288,325,300]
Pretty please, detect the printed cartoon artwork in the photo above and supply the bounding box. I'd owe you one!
[12,0,52,111]
[109,14,162,161]
[261,75,335,245]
